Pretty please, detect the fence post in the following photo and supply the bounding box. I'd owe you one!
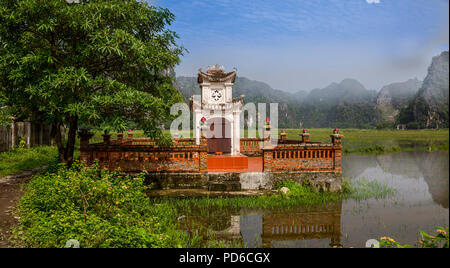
[10,120,15,149]
[39,123,44,145]
[25,120,31,148]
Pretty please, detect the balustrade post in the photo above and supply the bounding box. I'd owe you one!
[102,130,111,144]
[280,129,287,141]
[117,131,123,142]
[330,129,343,172]
[263,150,273,172]
[330,128,343,146]
[300,129,310,143]
[78,129,94,162]
[199,151,208,174]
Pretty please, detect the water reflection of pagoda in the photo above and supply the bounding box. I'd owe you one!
[261,202,342,248]
[180,201,342,248]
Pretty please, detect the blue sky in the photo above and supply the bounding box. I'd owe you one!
[152,0,449,92]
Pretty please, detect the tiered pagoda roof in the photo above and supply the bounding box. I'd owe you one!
[198,64,236,83]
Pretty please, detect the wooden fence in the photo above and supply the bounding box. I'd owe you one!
[0,122,55,152]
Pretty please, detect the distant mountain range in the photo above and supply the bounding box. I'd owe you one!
[175,51,449,129]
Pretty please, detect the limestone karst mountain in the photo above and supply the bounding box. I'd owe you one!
[175,75,382,128]
[297,79,380,128]
[376,78,422,123]
[306,78,377,107]
[398,51,449,129]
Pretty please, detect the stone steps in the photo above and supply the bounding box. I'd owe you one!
[208,181,241,192]
[207,172,242,191]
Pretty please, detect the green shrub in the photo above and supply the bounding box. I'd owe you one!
[276,180,319,197]
[14,162,191,248]
[376,122,394,130]
[406,122,420,129]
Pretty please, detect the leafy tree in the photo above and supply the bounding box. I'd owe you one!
[0,0,184,164]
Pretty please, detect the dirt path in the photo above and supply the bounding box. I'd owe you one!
[0,168,42,248]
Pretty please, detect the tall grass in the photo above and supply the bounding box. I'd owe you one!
[345,179,397,200]
[0,146,58,177]
[281,128,449,153]
[150,178,397,216]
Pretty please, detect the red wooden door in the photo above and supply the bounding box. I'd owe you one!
[207,117,231,154]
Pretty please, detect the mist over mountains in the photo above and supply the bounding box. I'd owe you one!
[175,51,449,129]
[376,78,423,124]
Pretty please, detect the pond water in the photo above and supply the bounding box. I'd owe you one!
[180,151,449,248]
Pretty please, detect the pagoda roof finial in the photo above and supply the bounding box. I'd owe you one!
[206,64,225,73]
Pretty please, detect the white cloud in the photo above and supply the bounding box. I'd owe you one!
[366,0,381,4]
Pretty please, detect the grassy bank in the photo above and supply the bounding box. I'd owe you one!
[0,146,58,177]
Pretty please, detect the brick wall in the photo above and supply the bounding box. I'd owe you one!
[80,136,208,174]
[79,131,343,175]
[262,143,342,173]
